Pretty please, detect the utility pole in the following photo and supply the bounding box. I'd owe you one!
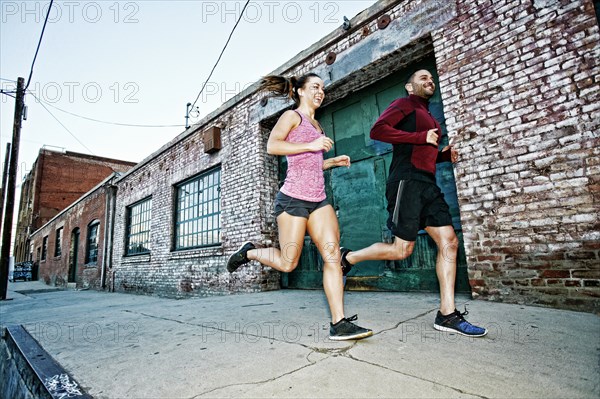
[0,143,11,235]
[0,77,24,300]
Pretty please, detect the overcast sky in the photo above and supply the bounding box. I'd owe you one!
[0,0,376,236]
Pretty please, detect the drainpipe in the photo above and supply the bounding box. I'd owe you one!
[101,175,117,290]
[107,183,117,291]
[101,179,110,289]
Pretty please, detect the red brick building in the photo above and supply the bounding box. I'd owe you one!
[14,148,136,263]
[28,174,121,289]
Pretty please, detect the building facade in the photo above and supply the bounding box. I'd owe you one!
[28,174,120,289]
[14,148,136,263]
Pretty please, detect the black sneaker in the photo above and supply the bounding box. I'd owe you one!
[433,307,487,337]
[329,315,373,341]
[227,241,256,273]
[340,247,353,276]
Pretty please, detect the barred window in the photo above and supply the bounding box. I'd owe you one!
[126,197,152,255]
[42,236,48,261]
[175,167,221,249]
[54,227,63,257]
[86,221,100,264]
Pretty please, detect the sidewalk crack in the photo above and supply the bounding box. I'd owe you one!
[374,307,438,336]
[345,353,490,399]
[189,350,326,398]
[124,310,354,352]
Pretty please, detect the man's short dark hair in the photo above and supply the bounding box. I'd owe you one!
[406,71,418,85]
[405,70,418,94]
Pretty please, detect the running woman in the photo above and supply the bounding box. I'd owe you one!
[227,73,373,341]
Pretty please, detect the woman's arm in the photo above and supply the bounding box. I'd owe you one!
[323,155,351,170]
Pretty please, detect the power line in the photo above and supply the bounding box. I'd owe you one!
[32,95,185,128]
[1,78,17,97]
[0,90,16,98]
[190,0,250,111]
[24,0,54,91]
[1,79,17,96]
[28,92,96,155]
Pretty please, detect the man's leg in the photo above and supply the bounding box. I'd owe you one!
[424,225,458,315]
[344,179,419,268]
[426,224,487,337]
[345,236,415,265]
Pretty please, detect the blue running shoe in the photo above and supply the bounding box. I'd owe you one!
[433,307,487,337]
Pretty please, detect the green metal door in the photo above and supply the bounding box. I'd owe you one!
[283,60,469,293]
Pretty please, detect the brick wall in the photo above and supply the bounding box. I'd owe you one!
[433,0,600,311]
[109,103,281,298]
[29,177,114,289]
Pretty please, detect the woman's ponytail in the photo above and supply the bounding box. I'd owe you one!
[258,73,320,106]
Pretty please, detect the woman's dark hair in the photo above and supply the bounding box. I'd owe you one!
[258,73,321,106]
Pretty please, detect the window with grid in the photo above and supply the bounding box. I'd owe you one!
[86,221,99,264]
[54,227,63,257]
[126,197,152,255]
[175,167,221,249]
[41,236,48,261]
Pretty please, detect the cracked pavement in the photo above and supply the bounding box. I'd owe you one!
[1,280,599,398]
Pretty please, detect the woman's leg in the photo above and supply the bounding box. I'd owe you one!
[305,205,345,323]
[246,212,307,273]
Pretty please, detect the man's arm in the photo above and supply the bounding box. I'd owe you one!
[437,145,458,163]
[370,100,428,145]
[437,148,452,163]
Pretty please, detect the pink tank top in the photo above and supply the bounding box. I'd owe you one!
[280,111,326,202]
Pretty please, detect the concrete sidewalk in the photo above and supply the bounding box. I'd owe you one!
[1,280,599,399]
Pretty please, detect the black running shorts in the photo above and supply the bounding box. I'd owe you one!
[274,191,329,219]
[385,179,452,241]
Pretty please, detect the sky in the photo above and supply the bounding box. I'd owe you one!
[0,0,376,239]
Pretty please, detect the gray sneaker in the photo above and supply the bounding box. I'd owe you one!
[329,315,373,341]
[340,247,353,276]
[227,241,256,273]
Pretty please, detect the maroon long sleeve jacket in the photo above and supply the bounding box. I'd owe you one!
[370,94,451,184]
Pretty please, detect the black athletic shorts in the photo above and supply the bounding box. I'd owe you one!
[274,191,329,219]
[386,179,452,241]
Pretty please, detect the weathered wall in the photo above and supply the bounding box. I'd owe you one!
[32,150,135,231]
[30,179,112,289]
[109,100,282,297]
[433,0,599,310]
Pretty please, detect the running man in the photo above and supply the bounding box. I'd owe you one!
[340,69,487,337]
